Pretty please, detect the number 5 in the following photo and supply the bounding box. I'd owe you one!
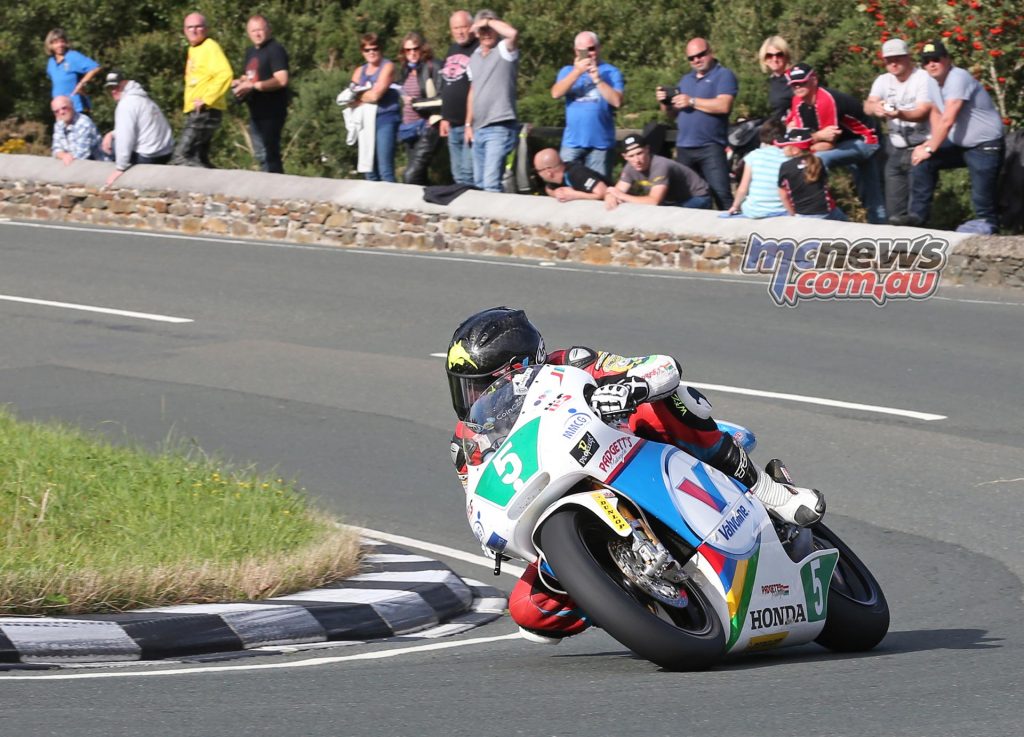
[810,558,824,616]
[494,442,525,492]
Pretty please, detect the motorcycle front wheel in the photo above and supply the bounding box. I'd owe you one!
[539,507,725,670]
[810,522,890,652]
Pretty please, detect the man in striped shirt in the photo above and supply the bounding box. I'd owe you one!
[785,63,886,224]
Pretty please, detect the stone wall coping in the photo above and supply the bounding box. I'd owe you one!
[0,153,977,247]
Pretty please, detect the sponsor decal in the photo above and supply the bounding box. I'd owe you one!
[717,504,750,541]
[801,552,839,622]
[747,632,788,650]
[749,603,807,630]
[447,340,478,369]
[476,418,541,506]
[598,353,642,373]
[486,531,508,552]
[598,436,635,473]
[761,583,791,598]
[640,359,675,381]
[590,492,630,533]
[543,393,572,412]
[570,431,600,466]
[550,366,566,384]
[562,412,591,439]
[741,232,948,308]
[671,393,688,417]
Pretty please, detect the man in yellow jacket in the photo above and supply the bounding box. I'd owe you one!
[171,13,233,167]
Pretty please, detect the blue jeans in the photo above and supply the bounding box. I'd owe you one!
[447,124,475,185]
[365,116,397,182]
[797,208,849,221]
[816,140,887,224]
[675,143,733,210]
[473,121,518,192]
[909,138,1004,227]
[560,145,615,182]
[674,194,712,209]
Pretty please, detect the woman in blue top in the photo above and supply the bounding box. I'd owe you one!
[45,28,102,114]
[725,119,788,218]
[349,32,401,182]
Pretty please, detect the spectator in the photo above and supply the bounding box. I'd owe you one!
[776,128,847,220]
[551,31,624,181]
[466,10,520,192]
[758,36,793,121]
[50,95,102,165]
[785,62,886,224]
[604,134,711,211]
[101,71,175,187]
[231,15,290,174]
[656,38,736,210]
[533,147,608,202]
[725,119,788,218]
[171,13,233,168]
[397,32,442,185]
[439,10,479,186]
[348,32,401,182]
[899,39,1005,232]
[44,28,102,114]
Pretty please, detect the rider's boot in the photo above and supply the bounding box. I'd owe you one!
[509,561,590,645]
[709,436,825,527]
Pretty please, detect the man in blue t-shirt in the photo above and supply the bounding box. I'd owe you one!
[552,32,625,182]
[656,38,737,209]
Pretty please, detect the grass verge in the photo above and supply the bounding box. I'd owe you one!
[0,407,362,616]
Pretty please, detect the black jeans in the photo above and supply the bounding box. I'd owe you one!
[171,109,223,168]
[883,139,913,220]
[675,143,733,210]
[403,124,440,185]
[249,115,286,174]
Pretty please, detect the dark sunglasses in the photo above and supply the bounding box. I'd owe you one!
[362,46,380,52]
[921,55,943,64]
[403,46,420,52]
[687,49,709,62]
[790,80,810,87]
[764,51,786,60]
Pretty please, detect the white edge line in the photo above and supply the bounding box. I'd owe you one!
[430,355,946,422]
[351,526,525,578]
[0,295,193,324]
[0,633,522,680]
[689,381,946,421]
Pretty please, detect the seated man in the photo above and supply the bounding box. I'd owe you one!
[446,307,825,644]
[50,95,102,165]
[785,63,887,224]
[898,39,1005,232]
[533,147,608,202]
[604,134,711,210]
[101,71,176,187]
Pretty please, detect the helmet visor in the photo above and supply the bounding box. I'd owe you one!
[448,371,497,421]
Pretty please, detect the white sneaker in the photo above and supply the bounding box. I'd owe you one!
[518,626,563,645]
[750,473,825,526]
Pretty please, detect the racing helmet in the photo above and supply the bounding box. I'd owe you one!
[446,307,546,420]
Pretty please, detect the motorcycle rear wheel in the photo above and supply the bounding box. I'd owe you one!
[811,522,890,652]
[539,507,725,670]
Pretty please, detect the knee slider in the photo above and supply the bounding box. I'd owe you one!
[674,384,714,420]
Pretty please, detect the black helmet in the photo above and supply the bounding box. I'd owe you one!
[446,307,546,420]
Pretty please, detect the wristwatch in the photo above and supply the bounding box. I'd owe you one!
[924,145,934,154]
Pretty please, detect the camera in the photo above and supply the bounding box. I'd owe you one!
[883,102,896,113]
[659,85,675,100]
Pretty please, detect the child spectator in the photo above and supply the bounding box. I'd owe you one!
[776,128,847,220]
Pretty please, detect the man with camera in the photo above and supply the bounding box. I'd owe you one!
[864,39,939,224]
[656,38,736,210]
[551,31,624,182]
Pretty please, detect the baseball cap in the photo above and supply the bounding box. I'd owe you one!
[881,39,910,57]
[622,134,646,153]
[786,62,815,86]
[104,69,126,88]
[773,128,814,149]
[919,39,949,62]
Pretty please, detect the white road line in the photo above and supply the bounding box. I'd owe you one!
[353,526,525,578]
[0,633,523,681]
[688,382,946,421]
[429,355,946,421]
[0,294,193,324]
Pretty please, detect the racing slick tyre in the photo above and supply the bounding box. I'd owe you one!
[539,507,725,670]
[811,522,890,652]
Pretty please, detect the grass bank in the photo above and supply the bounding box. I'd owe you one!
[0,407,361,616]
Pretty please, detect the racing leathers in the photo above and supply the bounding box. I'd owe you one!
[450,347,823,642]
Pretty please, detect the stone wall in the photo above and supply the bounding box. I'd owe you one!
[1,154,1021,288]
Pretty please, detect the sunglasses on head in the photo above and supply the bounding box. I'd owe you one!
[764,51,786,60]
[687,49,709,62]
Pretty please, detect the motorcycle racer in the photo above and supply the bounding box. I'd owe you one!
[446,306,825,643]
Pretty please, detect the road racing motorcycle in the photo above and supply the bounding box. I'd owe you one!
[459,363,889,670]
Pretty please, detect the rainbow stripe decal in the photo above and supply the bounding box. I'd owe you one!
[700,543,760,651]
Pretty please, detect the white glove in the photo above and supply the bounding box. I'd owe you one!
[589,378,650,420]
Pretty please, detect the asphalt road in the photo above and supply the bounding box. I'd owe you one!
[1,218,1021,736]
